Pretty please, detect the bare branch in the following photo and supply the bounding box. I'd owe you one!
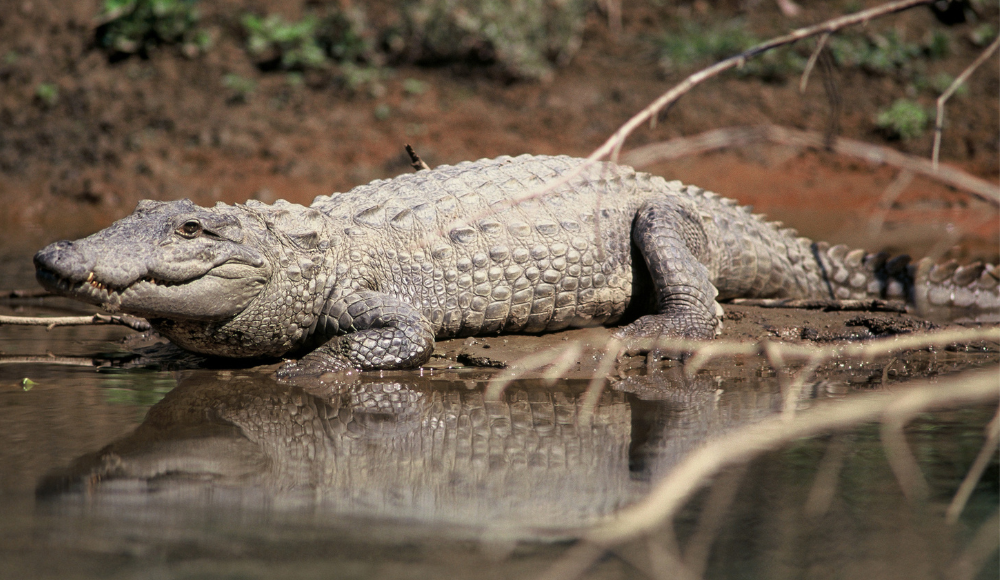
[933,37,1000,170]
[0,313,150,331]
[534,541,606,580]
[405,144,431,171]
[804,434,849,517]
[484,343,581,401]
[866,169,915,238]
[580,368,998,546]
[945,406,1000,524]
[880,414,931,501]
[683,463,748,578]
[2,289,53,300]
[579,339,620,423]
[621,125,1000,205]
[947,509,1000,580]
[673,327,1000,377]
[799,32,830,93]
[728,297,906,312]
[0,355,100,367]
[435,0,941,241]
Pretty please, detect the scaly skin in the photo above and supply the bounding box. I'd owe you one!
[33,155,1000,374]
[37,373,636,529]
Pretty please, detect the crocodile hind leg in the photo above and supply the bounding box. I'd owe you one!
[612,197,723,357]
[276,290,435,379]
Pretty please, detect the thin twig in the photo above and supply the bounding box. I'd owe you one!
[804,434,849,517]
[947,509,1000,580]
[2,289,53,300]
[866,169,915,238]
[405,144,431,171]
[621,125,1000,205]
[674,327,1000,377]
[799,32,830,93]
[534,541,606,580]
[0,355,101,367]
[933,37,1000,170]
[579,339,621,424]
[683,463,748,578]
[880,414,930,501]
[435,0,941,243]
[945,406,1000,524]
[0,313,150,331]
[484,342,581,401]
[728,297,906,312]
[580,367,997,546]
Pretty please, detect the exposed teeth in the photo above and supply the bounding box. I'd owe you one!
[86,272,94,282]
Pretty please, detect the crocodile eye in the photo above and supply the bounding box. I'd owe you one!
[177,220,203,238]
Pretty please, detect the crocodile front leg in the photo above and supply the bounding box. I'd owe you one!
[613,197,722,356]
[277,290,435,378]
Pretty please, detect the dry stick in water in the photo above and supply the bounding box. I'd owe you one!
[676,326,1000,377]
[803,434,849,517]
[0,313,150,331]
[945,406,1000,524]
[535,369,999,580]
[728,297,907,312]
[932,37,1000,170]
[585,368,997,543]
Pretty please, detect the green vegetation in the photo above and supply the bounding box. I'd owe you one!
[96,0,208,56]
[658,20,806,81]
[658,20,759,73]
[657,21,960,92]
[35,83,59,107]
[222,73,255,103]
[969,23,997,47]
[876,99,928,140]
[242,14,328,70]
[403,78,429,95]
[388,0,590,80]
[241,8,374,71]
[829,30,918,74]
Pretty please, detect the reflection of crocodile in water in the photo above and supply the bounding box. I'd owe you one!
[37,372,779,531]
[34,155,999,375]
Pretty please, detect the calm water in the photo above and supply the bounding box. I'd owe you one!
[0,247,997,580]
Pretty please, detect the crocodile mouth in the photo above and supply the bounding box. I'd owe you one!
[36,263,265,320]
[37,267,192,303]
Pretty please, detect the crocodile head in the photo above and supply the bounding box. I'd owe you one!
[34,199,270,320]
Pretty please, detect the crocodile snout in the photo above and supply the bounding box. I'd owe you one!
[34,240,94,282]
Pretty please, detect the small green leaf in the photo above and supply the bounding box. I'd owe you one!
[21,378,36,391]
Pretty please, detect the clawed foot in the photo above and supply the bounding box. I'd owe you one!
[612,314,716,371]
[275,352,359,384]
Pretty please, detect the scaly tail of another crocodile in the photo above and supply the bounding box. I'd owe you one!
[812,241,1000,320]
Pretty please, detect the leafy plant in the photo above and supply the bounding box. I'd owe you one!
[828,28,950,76]
[35,83,59,107]
[969,23,997,47]
[876,99,928,140]
[388,0,591,80]
[242,14,328,70]
[659,20,759,73]
[95,0,207,56]
[657,20,805,81]
[222,73,255,103]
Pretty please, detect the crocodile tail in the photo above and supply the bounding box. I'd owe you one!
[812,242,1000,313]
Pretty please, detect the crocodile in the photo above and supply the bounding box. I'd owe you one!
[37,371,773,530]
[33,154,1000,375]
[37,373,636,530]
